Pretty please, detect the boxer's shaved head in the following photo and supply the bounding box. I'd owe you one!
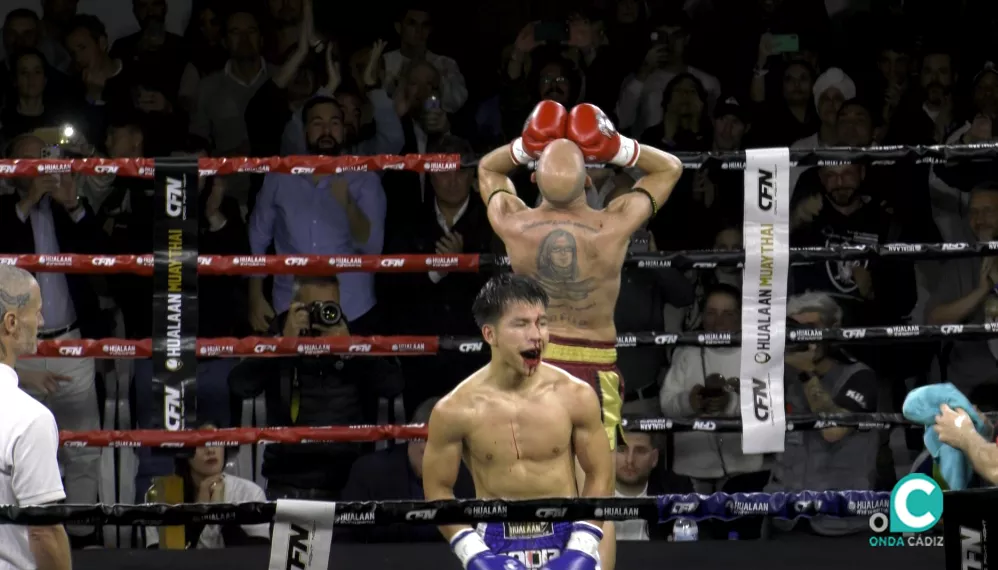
[535,139,586,207]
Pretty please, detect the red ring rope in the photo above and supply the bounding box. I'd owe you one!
[0,154,461,178]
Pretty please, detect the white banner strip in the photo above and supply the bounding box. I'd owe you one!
[269,499,337,570]
[740,148,790,454]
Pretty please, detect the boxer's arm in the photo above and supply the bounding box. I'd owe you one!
[422,399,471,541]
[608,145,683,234]
[478,145,527,228]
[570,382,613,520]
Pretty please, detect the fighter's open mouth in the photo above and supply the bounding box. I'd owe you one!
[520,349,540,360]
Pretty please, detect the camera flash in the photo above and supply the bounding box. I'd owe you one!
[62,125,75,138]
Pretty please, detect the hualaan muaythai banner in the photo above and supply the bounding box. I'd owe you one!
[739,148,790,454]
[152,158,198,431]
[269,500,337,570]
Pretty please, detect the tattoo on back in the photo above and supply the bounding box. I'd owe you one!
[535,229,596,301]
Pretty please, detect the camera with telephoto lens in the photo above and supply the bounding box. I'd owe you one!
[307,301,343,332]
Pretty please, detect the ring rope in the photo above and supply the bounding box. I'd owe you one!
[2,143,996,178]
[3,242,997,275]
[0,491,892,525]
[57,411,967,447]
[27,323,998,359]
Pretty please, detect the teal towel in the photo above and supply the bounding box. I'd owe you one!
[902,383,988,490]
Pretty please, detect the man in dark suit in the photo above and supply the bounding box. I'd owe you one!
[339,397,475,543]
[0,133,106,546]
[377,135,496,410]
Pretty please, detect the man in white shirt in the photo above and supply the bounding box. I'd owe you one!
[382,4,467,113]
[0,265,71,570]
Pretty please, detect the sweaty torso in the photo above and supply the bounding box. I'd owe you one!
[455,365,579,499]
[500,208,629,342]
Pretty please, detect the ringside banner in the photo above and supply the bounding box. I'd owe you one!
[740,148,790,454]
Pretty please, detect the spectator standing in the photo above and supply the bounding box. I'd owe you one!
[0,50,78,143]
[0,9,72,108]
[886,48,958,145]
[383,3,467,113]
[229,276,404,500]
[0,134,103,547]
[63,14,132,150]
[378,135,494,409]
[339,397,475,543]
[248,96,387,332]
[190,9,270,158]
[32,0,78,74]
[181,1,228,105]
[110,0,193,107]
[928,183,998,394]
[748,59,819,147]
[616,9,720,138]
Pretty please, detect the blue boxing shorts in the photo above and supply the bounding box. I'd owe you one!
[478,522,573,569]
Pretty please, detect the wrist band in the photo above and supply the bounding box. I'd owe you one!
[488,189,513,206]
[632,187,657,216]
[510,138,531,165]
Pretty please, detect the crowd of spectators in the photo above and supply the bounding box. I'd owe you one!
[1,0,998,549]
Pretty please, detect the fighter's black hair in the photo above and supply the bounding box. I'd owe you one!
[472,274,549,328]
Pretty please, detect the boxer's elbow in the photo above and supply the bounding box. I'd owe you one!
[29,524,71,570]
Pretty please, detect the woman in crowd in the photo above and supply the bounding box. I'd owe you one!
[639,72,711,150]
[145,426,270,549]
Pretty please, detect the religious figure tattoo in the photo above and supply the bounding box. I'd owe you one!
[534,229,596,301]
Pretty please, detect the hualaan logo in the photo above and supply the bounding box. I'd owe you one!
[868,474,943,533]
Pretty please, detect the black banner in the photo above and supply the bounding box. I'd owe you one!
[944,488,994,570]
[152,158,198,431]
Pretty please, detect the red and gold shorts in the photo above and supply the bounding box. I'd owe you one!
[542,336,624,450]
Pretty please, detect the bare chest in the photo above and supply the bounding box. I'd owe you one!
[464,398,573,464]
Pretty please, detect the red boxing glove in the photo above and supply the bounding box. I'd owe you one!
[566,103,640,168]
[510,100,568,165]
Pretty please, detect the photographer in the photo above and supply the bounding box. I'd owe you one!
[228,276,404,500]
[766,292,879,538]
[658,285,765,491]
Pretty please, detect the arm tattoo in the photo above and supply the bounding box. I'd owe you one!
[534,229,597,301]
[803,378,847,414]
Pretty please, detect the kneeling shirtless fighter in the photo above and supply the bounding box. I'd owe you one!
[423,274,613,570]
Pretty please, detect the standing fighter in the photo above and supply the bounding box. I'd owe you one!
[0,265,72,570]
[477,101,683,568]
[424,274,613,570]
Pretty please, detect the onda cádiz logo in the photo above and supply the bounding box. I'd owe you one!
[868,474,944,548]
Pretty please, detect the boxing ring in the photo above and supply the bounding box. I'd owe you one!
[1,145,996,570]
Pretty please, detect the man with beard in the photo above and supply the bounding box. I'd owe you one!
[788,163,916,331]
[886,48,957,145]
[248,96,387,334]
